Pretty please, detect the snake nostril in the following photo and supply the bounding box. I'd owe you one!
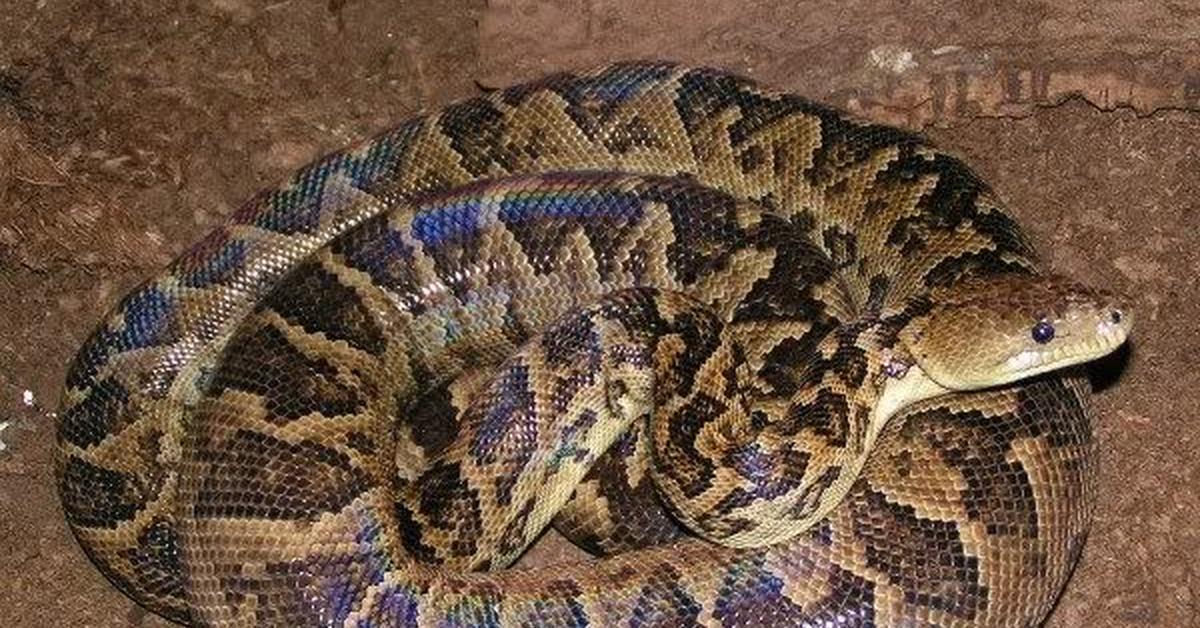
[1110,309,1123,324]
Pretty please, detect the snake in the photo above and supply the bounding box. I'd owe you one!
[55,61,1132,627]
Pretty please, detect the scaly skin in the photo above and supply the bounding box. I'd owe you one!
[58,62,1130,627]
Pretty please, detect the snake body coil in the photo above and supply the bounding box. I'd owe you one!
[57,62,1130,626]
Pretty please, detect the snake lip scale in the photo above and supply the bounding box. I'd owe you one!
[57,61,1132,627]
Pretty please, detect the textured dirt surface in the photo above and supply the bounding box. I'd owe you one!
[0,1,1194,626]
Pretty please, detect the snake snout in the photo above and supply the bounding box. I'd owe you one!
[899,274,1134,391]
[1092,299,1133,353]
[1005,285,1133,381]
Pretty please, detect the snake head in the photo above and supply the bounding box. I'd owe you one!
[898,273,1133,391]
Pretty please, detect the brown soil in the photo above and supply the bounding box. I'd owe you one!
[0,1,1194,626]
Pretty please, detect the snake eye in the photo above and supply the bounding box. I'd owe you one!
[1031,320,1055,344]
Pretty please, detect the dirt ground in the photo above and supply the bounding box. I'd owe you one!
[1,1,1195,626]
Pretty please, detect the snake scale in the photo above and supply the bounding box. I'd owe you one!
[56,61,1132,627]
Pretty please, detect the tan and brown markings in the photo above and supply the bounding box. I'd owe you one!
[57,62,1130,626]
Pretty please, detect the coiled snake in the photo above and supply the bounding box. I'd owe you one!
[56,62,1132,626]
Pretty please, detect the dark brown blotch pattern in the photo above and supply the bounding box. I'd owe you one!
[192,430,371,521]
[261,261,386,356]
[852,489,986,619]
[208,323,366,423]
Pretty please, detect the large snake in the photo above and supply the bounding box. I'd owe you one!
[56,62,1132,626]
